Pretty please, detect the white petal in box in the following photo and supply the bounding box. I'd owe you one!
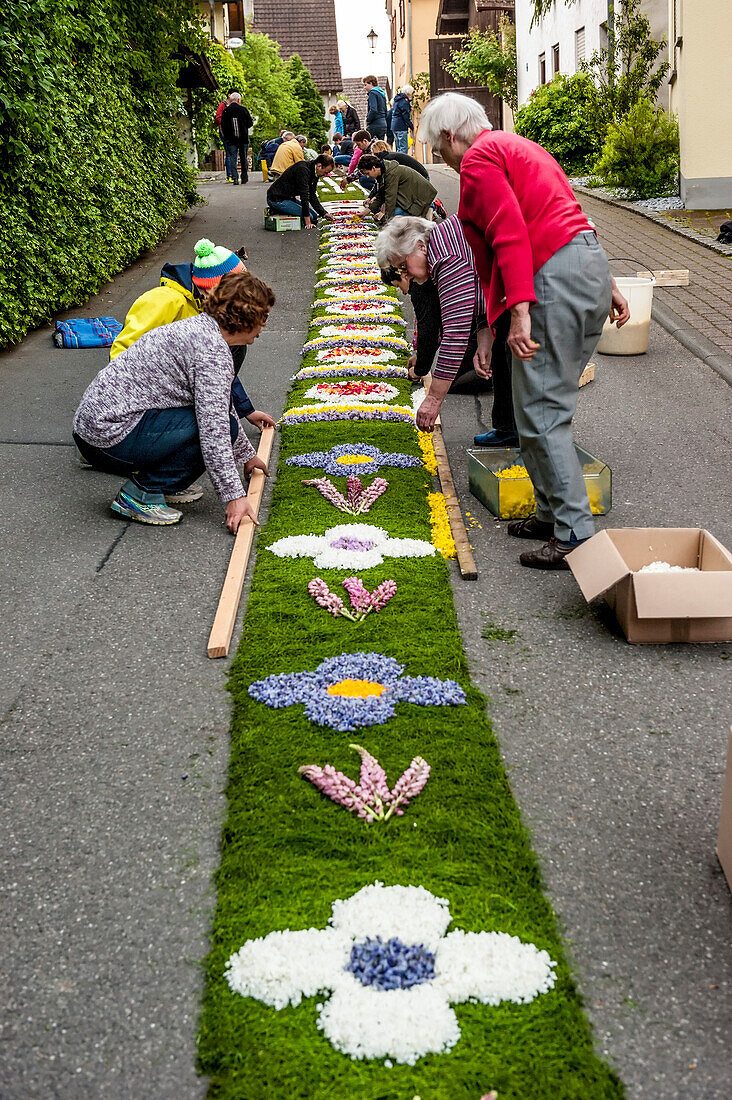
[567,528,732,644]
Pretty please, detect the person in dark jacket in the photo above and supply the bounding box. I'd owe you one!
[266,154,335,228]
[370,140,428,178]
[363,76,388,140]
[391,86,414,154]
[337,99,360,136]
[359,154,437,221]
[332,133,353,166]
[220,92,253,185]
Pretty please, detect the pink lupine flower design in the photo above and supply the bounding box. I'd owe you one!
[307,577,397,622]
[299,744,431,823]
[302,476,389,516]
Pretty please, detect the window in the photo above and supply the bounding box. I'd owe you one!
[599,21,608,50]
[227,2,245,35]
[539,53,546,83]
[399,0,406,38]
[552,43,560,73]
[575,26,585,66]
[391,13,397,52]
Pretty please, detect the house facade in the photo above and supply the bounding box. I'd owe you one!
[668,0,732,207]
[385,0,513,163]
[514,0,668,108]
[250,0,343,114]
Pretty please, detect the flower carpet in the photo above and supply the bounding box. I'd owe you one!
[197,191,624,1098]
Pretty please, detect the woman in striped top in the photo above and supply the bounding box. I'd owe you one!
[375,215,502,431]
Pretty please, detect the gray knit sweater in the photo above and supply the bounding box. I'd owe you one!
[73,312,255,501]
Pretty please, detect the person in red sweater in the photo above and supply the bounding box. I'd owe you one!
[419,93,630,570]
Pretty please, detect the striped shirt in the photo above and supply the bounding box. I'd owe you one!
[427,216,486,382]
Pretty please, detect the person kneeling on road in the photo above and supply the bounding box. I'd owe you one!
[266,154,335,229]
[359,154,437,223]
[73,272,275,530]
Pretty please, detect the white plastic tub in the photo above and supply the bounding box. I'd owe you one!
[597,275,654,355]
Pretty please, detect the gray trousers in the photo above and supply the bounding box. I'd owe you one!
[511,230,612,541]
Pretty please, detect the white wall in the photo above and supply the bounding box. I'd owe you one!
[515,0,669,109]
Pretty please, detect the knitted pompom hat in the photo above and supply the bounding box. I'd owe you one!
[191,238,246,289]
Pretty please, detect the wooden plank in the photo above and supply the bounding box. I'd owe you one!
[207,427,275,659]
[636,268,690,286]
[579,362,595,388]
[431,423,478,580]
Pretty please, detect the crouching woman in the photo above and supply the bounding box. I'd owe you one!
[73,271,274,532]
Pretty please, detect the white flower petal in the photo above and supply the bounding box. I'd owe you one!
[317,980,461,1064]
[313,547,385,570]
[327,523,388,546]
[267,534,326,559]
[225,928,349,1009]
[433,930,557,1006]
[330,882,451,947]
[383,537,436,558]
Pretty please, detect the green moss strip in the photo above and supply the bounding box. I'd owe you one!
[197,203,624,1099]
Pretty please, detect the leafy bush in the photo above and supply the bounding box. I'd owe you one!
[594,98,679,198]
[286,54,327,149]
[514,73,604,174]
[442,16,517,112]
[0,0,204,347]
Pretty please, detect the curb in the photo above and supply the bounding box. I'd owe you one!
[651,301,732,387]
[573,185,732,260]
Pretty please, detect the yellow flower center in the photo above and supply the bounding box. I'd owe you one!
[335,454,372,465]
[327,679,386,698]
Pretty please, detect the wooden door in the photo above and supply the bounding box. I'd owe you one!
[428,37,502,132]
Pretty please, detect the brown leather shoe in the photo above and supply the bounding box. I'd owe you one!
[507,516,554,540]
[519,538,573,569]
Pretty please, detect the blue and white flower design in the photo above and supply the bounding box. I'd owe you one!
[225,882,557,1064]
[248,651,464,732]
[286,443,421,477]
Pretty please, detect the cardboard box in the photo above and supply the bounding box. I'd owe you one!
[264,213,301,232]
[468,444,611,520]
[717,729,732,892]
[568,528,732,643]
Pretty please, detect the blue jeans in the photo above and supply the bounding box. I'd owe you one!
[393,130,409,153]
[394,206,409,217]
[224,141,248,183]
[74,407,239,504]
[268,198,319,224]
[333,155,351,166]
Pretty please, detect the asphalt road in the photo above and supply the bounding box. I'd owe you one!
[0,173,730,1099]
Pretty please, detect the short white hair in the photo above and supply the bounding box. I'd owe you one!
[281,130,295,140]
[296,134,307,144]
[401,84,414,95]
[229,91,241,103]
[374,217,434,269]
[418,92,491,146]
[336,99,346,108]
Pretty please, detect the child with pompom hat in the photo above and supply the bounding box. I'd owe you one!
[191,238,247,290]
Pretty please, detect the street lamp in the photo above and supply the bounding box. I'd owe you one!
[367,27,378,54]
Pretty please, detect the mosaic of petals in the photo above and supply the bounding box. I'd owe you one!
[248,652,465,732]
[285,443,422,477]
[280,403,415,427]
[267,523,435,571]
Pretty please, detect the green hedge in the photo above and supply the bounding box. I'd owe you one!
[0,0,204,347]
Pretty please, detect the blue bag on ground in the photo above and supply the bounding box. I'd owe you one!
[54,317,123,348]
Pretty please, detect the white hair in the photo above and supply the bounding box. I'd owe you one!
[418,92,492,146]
[229,91,241,103]
[400,84,414,95]
[337,99,346,108]
[374,217,434,269]
[296,134,307,144]
[281,130,295,140]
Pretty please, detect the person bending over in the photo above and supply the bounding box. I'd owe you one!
[73,272,275,529]
[376,216,510,409]
[419,92,629,569]
[107,237,275,460]
[266,154,335,229]
[359,154,436,222]
[270,134,306,179]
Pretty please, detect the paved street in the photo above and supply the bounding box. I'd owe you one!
[1,175,730,1098]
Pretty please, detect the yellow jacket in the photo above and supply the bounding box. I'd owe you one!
[271,139,304,176]
[109,267,200,359]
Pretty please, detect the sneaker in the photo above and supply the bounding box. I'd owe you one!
[226,176,234,183]
[111,489,182,525]
[164,484,203,504]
